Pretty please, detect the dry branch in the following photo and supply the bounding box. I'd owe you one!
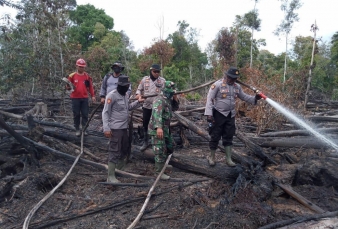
[127,154,172,229]
[274,183,325,214]
[259,210,338,229]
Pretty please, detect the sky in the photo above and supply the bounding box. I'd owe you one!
[1,0,337,55]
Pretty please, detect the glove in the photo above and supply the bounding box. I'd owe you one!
[255,94,262,100]
[255,91,262,100]
[207,116,214,123]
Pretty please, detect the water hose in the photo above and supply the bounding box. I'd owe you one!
[236,79,267,100]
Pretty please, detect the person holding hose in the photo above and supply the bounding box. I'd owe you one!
[205,67,262,166]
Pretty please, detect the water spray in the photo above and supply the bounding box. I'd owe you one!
[236,79,338,151]
[236,79,267,100]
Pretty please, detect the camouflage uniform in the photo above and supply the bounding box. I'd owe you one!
[148,82,179,163]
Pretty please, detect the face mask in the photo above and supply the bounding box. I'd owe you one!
[117,85,129,95]
[113,67,121,74]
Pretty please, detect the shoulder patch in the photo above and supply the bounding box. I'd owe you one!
[211,84,216,89]
[69,72,76,78]
[107,98,112,104]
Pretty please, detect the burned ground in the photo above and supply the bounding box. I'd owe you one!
[1,97,338,229]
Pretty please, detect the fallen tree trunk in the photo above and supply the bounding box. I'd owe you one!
[305,115,338,122]
[260,127,338,137]
[131,146,243,182]
[0,116,40,165]
[250,136,338,149]
[274,183,325,214]
[236,131,277,165]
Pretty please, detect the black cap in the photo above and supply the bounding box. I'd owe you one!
[225,67,240,79]
[111,61,125,71]
[117,75,130,86]
[150,64,161,71]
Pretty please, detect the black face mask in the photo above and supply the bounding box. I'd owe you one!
[117,85,129,95]
[113,67,121,74]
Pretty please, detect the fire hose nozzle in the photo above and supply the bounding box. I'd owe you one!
[257,91,267,100]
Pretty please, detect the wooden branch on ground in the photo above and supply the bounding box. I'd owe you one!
[236,131,277,165]
[25,137,154,180]
[127,154,173,229]
[274,183,326,214]
[260,127,338,137]
[0,116,40,165]
[250,136,338,149]
[66,141,101,161]
[173,112,255,167]
[258,210,338,229]
[13,180,204,229]
[22,103,103,229]
[98,182,149,187]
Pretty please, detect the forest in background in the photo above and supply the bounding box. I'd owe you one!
[0,0,338,105]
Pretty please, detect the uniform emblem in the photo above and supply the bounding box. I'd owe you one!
[223,94,227,98]
[222,83,226,87]
[211,84,216,89]
[107,98,112,104]
[156,88,159,92]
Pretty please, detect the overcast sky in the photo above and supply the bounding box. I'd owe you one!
[2,0,337,55]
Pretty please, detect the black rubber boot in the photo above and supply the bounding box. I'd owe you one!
[140,130,149,151]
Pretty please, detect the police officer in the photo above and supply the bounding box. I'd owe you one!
[102,75,144,183]
[148,81,179,180]
[136,64,166,151]
[99,61,131,104]
[205,67,262,166]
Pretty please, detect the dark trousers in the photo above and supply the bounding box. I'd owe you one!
[209,110,236,150]
[142,107,152,132]
[108,129,129,164]
[71,98,89,130]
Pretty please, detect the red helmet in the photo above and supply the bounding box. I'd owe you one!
[76,58,86,67]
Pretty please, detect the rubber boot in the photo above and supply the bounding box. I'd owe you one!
[140,130,149,151]
[107,162,121,183]
[208,149,216,166]
[116,158,126,171]
[225,146,236,167]
[155,161,170,180]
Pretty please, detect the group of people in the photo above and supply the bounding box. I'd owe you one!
[66,59,263,183]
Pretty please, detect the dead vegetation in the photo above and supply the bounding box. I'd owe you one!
[1,69,338,228]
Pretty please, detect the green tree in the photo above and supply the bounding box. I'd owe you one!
[243,0,261,68]
[274,0,302,83]
[167,20,208,88]
[0,0,77,97]
[68,4,113,50]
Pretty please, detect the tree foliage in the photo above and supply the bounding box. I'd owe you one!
[68,4,114,50]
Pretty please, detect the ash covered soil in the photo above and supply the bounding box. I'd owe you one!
[1,138,338,229]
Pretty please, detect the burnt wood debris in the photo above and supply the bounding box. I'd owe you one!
[1,84,338,229]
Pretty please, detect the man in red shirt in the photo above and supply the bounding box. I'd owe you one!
[66,59,96,136]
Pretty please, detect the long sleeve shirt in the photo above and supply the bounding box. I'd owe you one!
[102,90,141,131]
[68,72,95,98]
[204,78,256,118]
[148,95,180,136]
[99,73,132,98]
[136,76,166,109]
